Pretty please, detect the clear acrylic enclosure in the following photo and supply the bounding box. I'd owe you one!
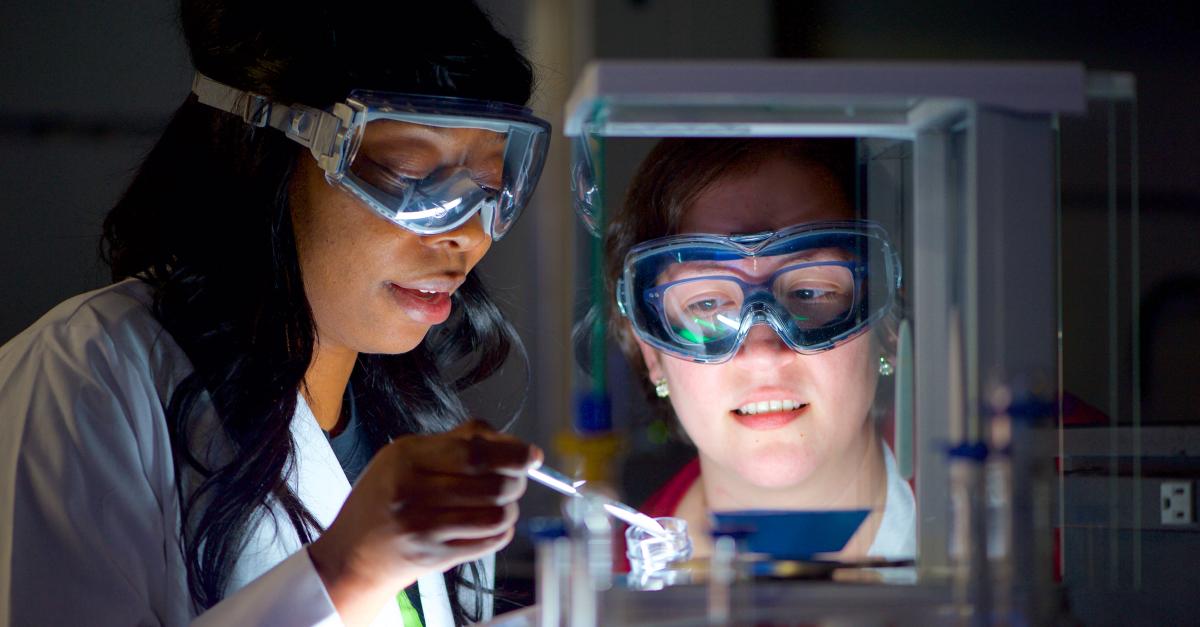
[557,61,1146,624]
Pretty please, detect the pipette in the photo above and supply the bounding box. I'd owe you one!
[528,463,670,538]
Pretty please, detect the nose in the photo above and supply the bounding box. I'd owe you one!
[418,211,492,254]
[732,323,794,370]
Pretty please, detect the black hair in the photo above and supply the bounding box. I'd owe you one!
[101,1,533,622]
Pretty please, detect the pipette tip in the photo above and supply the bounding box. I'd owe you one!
[527,464,669,538]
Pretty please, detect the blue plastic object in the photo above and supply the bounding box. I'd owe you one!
[946,441,989,461]
[573,391,612,433]
[526,517,568,542]
[710,509,870,559]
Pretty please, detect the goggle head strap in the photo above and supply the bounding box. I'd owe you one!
[191,73,358,178]
[615,278,630,317]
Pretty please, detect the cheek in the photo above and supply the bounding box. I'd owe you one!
[290,167,398,348]
[291,165,357,278]
[808,335,879,426]
[662,361,727,436]
[292,182,358,301]
[464,237,493,273]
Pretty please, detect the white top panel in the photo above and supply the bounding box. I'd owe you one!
[565,60,1086,136]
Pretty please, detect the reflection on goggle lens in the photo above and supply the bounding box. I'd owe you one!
[620,221,899,363]
[657,261,860,345]
[190,73,550,240]
[343,121,516,236]
[352,161,495,220]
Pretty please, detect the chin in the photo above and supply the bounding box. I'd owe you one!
[731,444,820,490]
[391,335,429,355]
[361,329,430,355]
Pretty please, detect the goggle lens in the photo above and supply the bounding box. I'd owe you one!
[657,262,859,347]
[622,221,898,363]
[342,119,536,238]
[189,73,550,241]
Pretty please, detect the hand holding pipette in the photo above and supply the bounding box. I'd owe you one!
[527,461,669,538]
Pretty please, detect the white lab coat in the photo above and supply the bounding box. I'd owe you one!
[0,278,492,626]
[866,442,917,560]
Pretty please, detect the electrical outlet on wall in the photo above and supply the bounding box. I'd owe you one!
[1161,481,1194,525]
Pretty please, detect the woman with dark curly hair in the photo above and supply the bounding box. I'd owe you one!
[0,2,550,625]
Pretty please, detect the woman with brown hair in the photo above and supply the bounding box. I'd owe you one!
[606,138,915,562]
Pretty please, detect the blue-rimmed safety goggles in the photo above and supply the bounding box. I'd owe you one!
[617,220,900,363]
[192,73,550,240]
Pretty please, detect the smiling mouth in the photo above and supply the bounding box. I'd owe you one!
[734,399,807,416]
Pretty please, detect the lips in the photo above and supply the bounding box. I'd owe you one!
[736,399,805,415]
[388,282,456,325]
[730,393,809,431]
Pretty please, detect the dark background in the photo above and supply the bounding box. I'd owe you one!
[2,1,1196,625]
[3,1,1194,421]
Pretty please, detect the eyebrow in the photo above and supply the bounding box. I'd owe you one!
[670,261,745,274]
[407,124,507,150]
[674,248,851,271]
[368,122,506,150]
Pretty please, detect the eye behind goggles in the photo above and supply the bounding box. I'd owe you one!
[617,220,901,364]
[191,73,550,241]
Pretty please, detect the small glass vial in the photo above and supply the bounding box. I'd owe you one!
[563,495,611,627]
[625,517,693,590]
[528,518,570,627]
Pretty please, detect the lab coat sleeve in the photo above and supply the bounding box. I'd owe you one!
[5,327,181,626]
[1,317,346,626]
[191,548,342,627]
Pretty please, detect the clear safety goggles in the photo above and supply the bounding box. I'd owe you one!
[192,73,550,240]
[617,220,900,363]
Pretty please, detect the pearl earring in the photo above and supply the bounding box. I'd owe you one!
[654,378,670,398]
[878,354,895,377]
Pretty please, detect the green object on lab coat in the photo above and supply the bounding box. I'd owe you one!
[398,589,423,627]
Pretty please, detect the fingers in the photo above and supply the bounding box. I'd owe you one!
[454,422,546,466]
[399,472,527,507]
[411,529,516,568]
[399,502,520,543]
[459,420,544,470]
[402,425,540,476]
[347,423,536,577]
[465,434,542,476]
[527,442,545,468]
[444,528,516,561]
[445,528,514,550]
[395,528,516,570]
